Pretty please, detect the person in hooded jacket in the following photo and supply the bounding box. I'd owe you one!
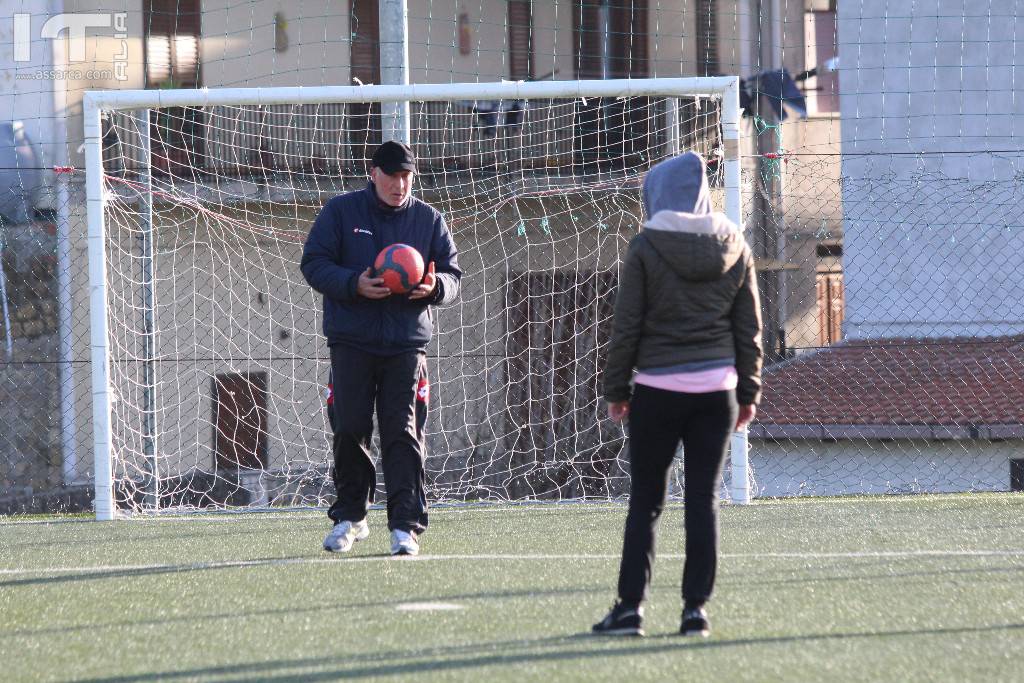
[301,141,461,557]
[592,152,763,637]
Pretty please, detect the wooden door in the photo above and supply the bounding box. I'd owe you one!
[213,372,268,471]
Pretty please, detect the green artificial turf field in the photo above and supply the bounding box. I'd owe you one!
[2,494,1023,682]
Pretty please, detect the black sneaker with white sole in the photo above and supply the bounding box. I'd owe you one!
[680,606,710,637]
[592,601,645,637]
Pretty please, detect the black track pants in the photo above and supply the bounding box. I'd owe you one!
[616,384,738,607]
[327,344,429,534]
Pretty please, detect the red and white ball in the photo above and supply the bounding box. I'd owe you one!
[374,244,425,294]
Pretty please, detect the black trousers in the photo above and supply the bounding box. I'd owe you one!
[328,344,429,534]
[617,384,738,607]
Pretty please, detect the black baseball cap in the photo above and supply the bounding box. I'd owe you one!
[371,140,418,174]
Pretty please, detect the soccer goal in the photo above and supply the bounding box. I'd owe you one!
[83,77,746,520]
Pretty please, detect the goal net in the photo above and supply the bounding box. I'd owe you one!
[85,78,744,518]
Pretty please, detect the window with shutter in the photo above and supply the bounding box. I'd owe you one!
[696,0,718,76]
[573,1,602,79]
[571,2,650,169]
[508,0,534,81]
[350,0,380,87]
[816,272,845,346]
[349,0,381,170]
[144,0,202,176]
[573,1,647,79]
[609,0,647,78]
[144,0,200,88]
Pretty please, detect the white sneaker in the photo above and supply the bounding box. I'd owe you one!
[390,529,420,556]
[323,520,369,552]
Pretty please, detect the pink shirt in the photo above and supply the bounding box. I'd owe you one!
[634,365,738,394]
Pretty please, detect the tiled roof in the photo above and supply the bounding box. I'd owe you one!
[751,336,1024,439]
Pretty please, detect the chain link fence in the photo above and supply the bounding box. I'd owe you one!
[3,117,1021,514]
[0,180,94,513]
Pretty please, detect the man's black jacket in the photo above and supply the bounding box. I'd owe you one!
[301,182,462,355]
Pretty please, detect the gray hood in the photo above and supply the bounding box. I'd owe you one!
[641,210,744,281]
[642,151,712,216]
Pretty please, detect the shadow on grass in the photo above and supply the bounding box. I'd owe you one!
[6,548,583,590]
[719,560,1024,590]
[2,581,609,639]
[0,555,333,589]
[73,622,1024,682]
[3,525,293,550]
[9,555,1024,638]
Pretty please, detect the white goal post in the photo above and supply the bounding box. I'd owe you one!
[83,77,747,520]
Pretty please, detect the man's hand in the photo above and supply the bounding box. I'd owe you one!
[409,262,437,301]
[736,404,756,430]
[357,267,391,299]
[607,401,630,423]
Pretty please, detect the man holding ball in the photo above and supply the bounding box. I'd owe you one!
[301,140,461,556]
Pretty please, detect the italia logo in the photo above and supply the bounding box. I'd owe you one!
[417,377,429,404]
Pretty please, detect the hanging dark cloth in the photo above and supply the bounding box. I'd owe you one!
[740,69,807,120]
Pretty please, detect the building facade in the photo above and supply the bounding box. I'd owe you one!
[750,0,1024,496]
[1,0,845,510]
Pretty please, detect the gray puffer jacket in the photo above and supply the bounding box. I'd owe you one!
[602,153,763,405]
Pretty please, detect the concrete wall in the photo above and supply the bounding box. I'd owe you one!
[750,438,1016,497]
[838,0,1024,339]
[529,1,575,82]
[647,2,696,77]
[410,0,521,83]
[201,0,350,88]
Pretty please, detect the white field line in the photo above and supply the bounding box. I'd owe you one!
[0,505,634,525]
[6,491,1015,525]
[3,550,1024,577]
[395,602,465,611]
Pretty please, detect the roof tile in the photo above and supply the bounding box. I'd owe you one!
[757,336,1024,427]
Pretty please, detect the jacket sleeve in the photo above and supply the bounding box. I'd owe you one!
[730,249,764,406]
[602,238,647,403]
[300,200,362,302]
[426,213,462,306]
